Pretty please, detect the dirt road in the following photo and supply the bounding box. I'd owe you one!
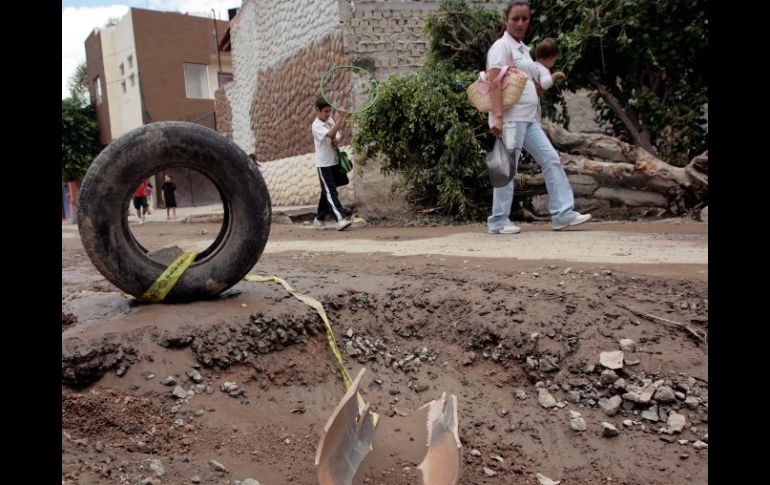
[62,220,708,484]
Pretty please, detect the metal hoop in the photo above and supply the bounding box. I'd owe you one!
[319,65,380,115]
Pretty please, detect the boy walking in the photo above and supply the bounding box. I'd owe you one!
[311,97,354,231]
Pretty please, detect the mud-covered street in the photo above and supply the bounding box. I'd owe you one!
[62,220,708,484]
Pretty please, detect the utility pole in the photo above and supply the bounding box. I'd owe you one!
[212,9,223,87]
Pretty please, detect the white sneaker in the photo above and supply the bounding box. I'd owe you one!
[336,217,353,231]
[313,218,326,229]
[488,224,521,234]
[553,213,592,231]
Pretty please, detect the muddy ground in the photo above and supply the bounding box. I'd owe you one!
[62,220,708,484]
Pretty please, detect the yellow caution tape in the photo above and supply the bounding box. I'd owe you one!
[244,274,379,425]
[244,274,353,387]
[139,252,198,303]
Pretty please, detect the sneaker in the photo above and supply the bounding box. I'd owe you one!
[313,218,326,229]
[336,217,353,231]
[553,213,592,231]
[488,224,521,234]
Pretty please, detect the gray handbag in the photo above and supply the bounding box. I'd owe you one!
[486,138,519,187]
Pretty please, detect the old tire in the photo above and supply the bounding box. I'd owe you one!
[78,122,271,302]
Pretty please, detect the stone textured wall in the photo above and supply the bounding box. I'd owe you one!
[225,0,342,153]
[214,87,233,140]
[261,147,355,207]
[252,33,352,161]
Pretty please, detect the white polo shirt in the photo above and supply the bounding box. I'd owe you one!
[312,117,342,168]
[534,62,554,90]
[486,31,540,124]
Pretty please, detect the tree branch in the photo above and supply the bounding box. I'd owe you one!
[587,73,658,156]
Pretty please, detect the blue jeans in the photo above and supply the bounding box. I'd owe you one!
[487,121,580,230]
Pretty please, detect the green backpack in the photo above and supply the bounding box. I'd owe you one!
[336,148,353,173]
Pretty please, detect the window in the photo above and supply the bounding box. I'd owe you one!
[127,54,133,68]
[129,73,135,87]
[94,77,103,104]
[121,81,126,93]
[119,63,124,76]
[183,63,210,99]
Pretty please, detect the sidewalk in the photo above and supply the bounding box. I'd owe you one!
[62,203,316,229]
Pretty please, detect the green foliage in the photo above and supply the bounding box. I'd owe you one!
[528,0,708,165]
[67,62,91,106]
[423,0,503,72]
[352,60,497,218]
[62,98,102,182]
[352,0,501,219]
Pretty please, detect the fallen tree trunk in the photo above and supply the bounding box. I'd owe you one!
[514,123,708,216]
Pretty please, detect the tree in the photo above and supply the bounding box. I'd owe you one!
[62,98,102,182]
[352,57,492,218]
[527,0,707,166]
[67,62,90,106]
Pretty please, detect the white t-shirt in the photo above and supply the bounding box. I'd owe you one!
[486,31,540,125]
[312,117,342,168]
[533,62,554,90]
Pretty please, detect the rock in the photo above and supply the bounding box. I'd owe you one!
[599,351,624,370]
[538,389,557,409]
[172,386,188,400]
[514,389,528,400]
[536,472,562,485]
[174,419,184,427]
[527,357,538,370]
[601,422,619,437]
[470,449,481,457]
[654,386,676,403]
[619,339,637,352]
[209,459,228,472]
[598,396,622,416]
[699,206,708,223]
[692,440,708,450]
[569,417,587,432]
[600,370,618,385]
[94,442,105,452]
[149,459,165,477]
[242,480,262,485]
[675,391,686,400]
[685,397,701,409]
[624,356,641,366]
[483,467,497,477]
[539,358,559,372]
[584,364,596,374]
[567,410,582,419]
[623,380,659,404]
[566,391,581,403]
[161,376,177,386]
[221,382,239,393]
[623,420,634,427]
[641,405,659,422]
[188,369,203,383]
[665,412,686,434]
[191,476,201,483]
[613,378,627,391]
